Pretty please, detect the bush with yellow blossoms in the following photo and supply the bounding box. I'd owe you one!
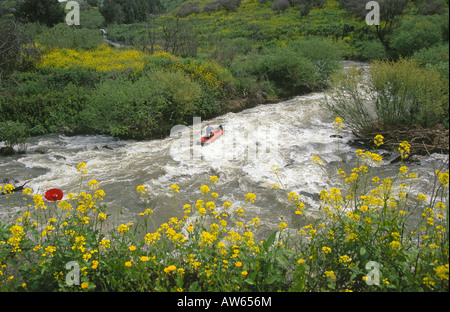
[0,120,448,292]
[37,44,148,73]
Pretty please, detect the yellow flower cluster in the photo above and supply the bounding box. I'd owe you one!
[1,184,15,195]
[38,44,147,73]
[334,117,343,131]
[0,162,110,287]
[149,50,233,92]
[374,135,384,147]
[398,141,411,160]
[136,175,263,285]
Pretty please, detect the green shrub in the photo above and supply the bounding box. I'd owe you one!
[0,121,29,150]
[152,69,204,124]
[252,47,319,96]
[370,58,445,128]
[358,40,388,60]
[413,43,449,69]
[326,58,446,133]
[80,74,168,138]
[389,15,444,58]
[413,44,449,128]
[0,76,90,135]
[287,38,342,85]
[81,68,215,138]
[37,24,104,50]
[250,39,342,96]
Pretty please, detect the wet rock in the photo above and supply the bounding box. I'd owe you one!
[0,146,15,156]
[35,147,47,154]
[300,191,321,201]
[330,134,343,139]
[53,155,66,161]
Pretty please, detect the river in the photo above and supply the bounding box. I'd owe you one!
[1,62,448,238]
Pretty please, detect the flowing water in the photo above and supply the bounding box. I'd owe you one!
[1,62,448,238]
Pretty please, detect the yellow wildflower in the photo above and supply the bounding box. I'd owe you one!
[435,264,449,280]
[136,185,147,194]
[324,270,336,280]
[200,185,210,194]
[210,175,219,184]
[164,265,177,273]
[76,162,88,175]
[322,246,332,254]
[245,193,257,203]
[334,117,343,131]
[374,134,384,147]
[398,141,411,160]
[170,184,179,193]
[117,224,129,234]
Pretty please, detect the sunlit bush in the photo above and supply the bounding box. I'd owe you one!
[37,44,148,73]
[327,58,447,133]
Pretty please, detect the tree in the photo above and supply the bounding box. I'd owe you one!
[174,1,201,18]
[161,17,197,57]
[0,19,32,84]
[272,0,291,14]
[338,0,408,47]
[218,0,242,12]
[14,0,65,27]
[292,0,314,16]
[99,0,163,25]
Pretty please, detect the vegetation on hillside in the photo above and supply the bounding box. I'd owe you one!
[0,0,448,147]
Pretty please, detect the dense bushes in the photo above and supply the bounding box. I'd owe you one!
[1,0,448,143]
[80,70,217,139]
[241,38,342,97]
[36,24,104,50]
[0,121,29,153]
[390,15,446,58]
[326,58,447,133]
[80,75,167,138]
[99,0,163,25]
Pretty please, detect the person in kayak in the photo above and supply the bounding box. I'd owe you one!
[206,123,214,138]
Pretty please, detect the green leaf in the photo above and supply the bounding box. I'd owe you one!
[189,281,199,292]
[266,275,280,285]
[359,247,366,256]
[275,254,290,270]
[263,230,277,251]
[244,278,256,285]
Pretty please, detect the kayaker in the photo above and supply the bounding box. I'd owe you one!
[206,123,214,137]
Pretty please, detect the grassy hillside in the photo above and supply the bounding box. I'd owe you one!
[107,0,366,58]
[0,0,448,146]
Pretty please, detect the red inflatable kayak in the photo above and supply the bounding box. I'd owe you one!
[197,125,224,146]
